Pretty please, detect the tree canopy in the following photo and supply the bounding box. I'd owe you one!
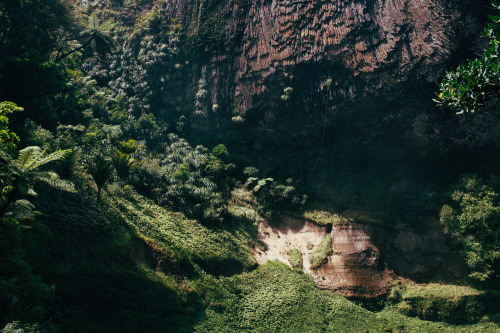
[434,1,500,113]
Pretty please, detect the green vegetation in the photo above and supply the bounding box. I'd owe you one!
[0,146,74,219]
[194,262,500,332]
[299,205,351,226]
[309,235,333,270]
[1,0,500,331]
[398,284,489,324]
[0,102,22,154]
[187,0,225,58]
[130,134,230,223]
[434,1,500,113]
[87,155,114,206]
[440,174,500,281]
[109,190,256,275]
[287,248,303,269]
[247,176,308,218]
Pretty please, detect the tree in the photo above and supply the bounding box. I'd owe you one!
[0,146,74,219]
[111,151,139,180]
[0,0,70,128]
[440,174,500,281]
[434,1,500,113]
[0,102,22,154]
[87,155,114,206]
[55,13,115,63]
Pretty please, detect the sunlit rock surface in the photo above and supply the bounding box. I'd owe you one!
[166,0,462,114]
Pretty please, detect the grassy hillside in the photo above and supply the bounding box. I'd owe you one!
[195,262,500,332]
[2,186,499,331]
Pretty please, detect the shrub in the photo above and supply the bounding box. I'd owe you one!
[309,235,333,269]
[287,248,303,269]
[249,177,307,217]
[440,174,500,281]
[130,134,227,223]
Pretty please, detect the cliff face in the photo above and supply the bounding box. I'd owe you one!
[165,0,462,116]
[254,217,453,298]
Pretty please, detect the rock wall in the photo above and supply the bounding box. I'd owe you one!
[313,224,390,297]
[255,217,452,298]
[164,0,465,116]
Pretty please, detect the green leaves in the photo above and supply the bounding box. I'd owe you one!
[0,102,22,154]
[13,146,72,173]
[87,155,114,189]
[440,174,500,281]
[1,145,74,221]
[434,1,500,113]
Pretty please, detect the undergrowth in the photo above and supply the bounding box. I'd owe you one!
[286,248,303,269]
[108,189,256,276]
[193,262,500,332]
[309,234,333,269]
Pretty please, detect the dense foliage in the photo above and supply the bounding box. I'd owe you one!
[440,175,500,281]
[434,1,500,113]
[0,0,499,331]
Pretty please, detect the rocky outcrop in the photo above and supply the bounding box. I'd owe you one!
[313,224,390,297]
[254,217,452,298]
[164,0,470,116]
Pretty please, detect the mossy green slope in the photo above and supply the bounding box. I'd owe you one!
[194,262,500,332]
[109,190,256,275]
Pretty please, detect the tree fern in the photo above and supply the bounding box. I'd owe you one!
[1,146,74,218]
[13,146,72,172]
[87,155,114,206]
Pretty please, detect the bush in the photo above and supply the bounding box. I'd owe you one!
[286,248,303,269]
[440,174,500,281]
[248,177,307,217]
[309,235,333,270]
[131,134,227,223]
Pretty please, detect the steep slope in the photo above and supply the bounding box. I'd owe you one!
[254,215,456,298]
[165,0,478,117]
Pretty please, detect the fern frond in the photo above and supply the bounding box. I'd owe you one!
[31,149,72,170]
[88,13,99,30]
[0,147,12,163]
[100,18,116,33]
[36,171,76,193]
[15,146,42,171]
[12,199,35,211]
[6,199,40,221]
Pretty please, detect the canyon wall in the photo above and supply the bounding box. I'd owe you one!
[254,217,454,298]
[164,0,474,117]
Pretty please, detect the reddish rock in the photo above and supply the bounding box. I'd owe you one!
[164,0,471,115]
[255,216,454,298]
[312,224,390,297]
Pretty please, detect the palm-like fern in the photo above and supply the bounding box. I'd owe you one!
[111,151,139,180]
[0,146,74,218]
[87,155,114,206]
[55,13,115,62]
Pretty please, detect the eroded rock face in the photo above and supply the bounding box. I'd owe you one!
[165,0,463,115]
[255,217,453,298]
[313,224,390,297]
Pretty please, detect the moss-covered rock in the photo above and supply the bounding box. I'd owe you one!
[309,234,332,270]
[286,248,303,269]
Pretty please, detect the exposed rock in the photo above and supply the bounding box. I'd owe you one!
[254,216,328,274]
[313,224,390,297]
[255,216,454,298]
[164,0,473,116]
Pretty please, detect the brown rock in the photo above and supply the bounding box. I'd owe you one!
[254,216,456,298]
[312,224,390,297]
[165,0,467,115]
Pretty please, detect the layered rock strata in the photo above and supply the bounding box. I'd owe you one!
[255,217,449,298]
[165,0,460,115]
